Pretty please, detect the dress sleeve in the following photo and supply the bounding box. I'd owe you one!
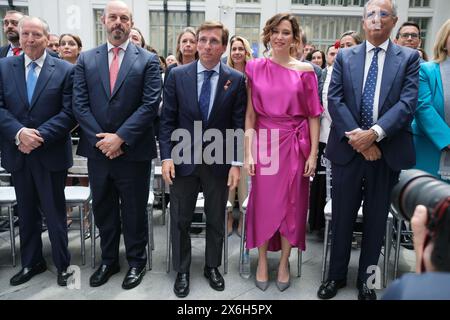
[302,71,324,117]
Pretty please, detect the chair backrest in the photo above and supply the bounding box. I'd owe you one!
[68,137,88,178]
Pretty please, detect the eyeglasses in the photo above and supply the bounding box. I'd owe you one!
[400,33,419,39]
[365,10,392,20]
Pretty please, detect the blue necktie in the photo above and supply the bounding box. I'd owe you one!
[199,70,215,123]
[361,47,381,130]
[27,62,38,104]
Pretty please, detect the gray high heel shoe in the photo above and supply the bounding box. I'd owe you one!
[276,263,290,292]
[255,277,269,291]
[255,266,269,291]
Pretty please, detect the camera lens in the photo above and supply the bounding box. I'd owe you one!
[391,170,450,220]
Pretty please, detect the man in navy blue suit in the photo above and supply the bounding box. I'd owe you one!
[0,16,76,286]
[317,0,420,300]
[73,0,161,290]
[159,21,246,298]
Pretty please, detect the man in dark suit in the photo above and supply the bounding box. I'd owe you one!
[73,0,161,290]
[159,21,246,298]
[0,16,75,286]
[0,10,25,58]
[317,0,420,300]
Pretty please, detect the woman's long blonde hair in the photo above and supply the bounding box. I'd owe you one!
[433,19,450,63]
[227,36,253,69]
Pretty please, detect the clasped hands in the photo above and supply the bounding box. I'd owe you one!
[95,133,124,159]
[18,128,44,154]
[345,129,381,162]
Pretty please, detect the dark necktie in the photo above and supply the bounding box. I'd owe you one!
[199,70,215,123]
[361,47,381,130]
[12,47,22,56]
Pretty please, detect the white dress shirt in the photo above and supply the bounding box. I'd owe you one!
[362,39,389,141]
[15,51,48,145]
[107,39,130,70]
[320,65,333,144]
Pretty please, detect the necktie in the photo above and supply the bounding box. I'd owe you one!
[199,70,215,123]
[12,47,22,56]
[27,62,38,104]
[361,47,381,130]
[109,47,121,94]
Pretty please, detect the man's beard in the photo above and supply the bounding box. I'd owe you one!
[6,31,19,43]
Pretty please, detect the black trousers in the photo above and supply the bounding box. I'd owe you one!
[169,164,228,273]
[308,142,327,231]
[328,155,399,282]
[88,158,150,268]
[13,154,70,272]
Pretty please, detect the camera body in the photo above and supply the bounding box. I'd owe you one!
[391,169,450,223]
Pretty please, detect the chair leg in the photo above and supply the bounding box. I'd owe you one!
[80,205,85,265]
[239,208,250,279]
[9,205,16,267]
[166,208,171,273]
[147,205,153,271]
[161,188,166,225]
[383,217,393,288]
[91,204,96,269]
[321,219,330,283]
[297,249,302,278]
[394,218,402,279]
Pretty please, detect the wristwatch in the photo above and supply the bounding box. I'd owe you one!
[370,128,379,139]
[120,142,130,153]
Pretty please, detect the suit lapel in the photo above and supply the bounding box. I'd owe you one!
[29,55,56,109]
[208,63,230,123]
[95,44,110,97]
[349,43,366,115]
[379,41,401,113]
[184,62,201,119]
[12,55,29,107]
[111,43,139,98]
[434,63,444,100]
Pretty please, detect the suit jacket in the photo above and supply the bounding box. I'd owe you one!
[0,45,9,58]
[159,61,246,177]
[411,62,450,178]
[73,43,162,161]
[0,54,75,172]
[382,272,450,300]
[326,41,420,171]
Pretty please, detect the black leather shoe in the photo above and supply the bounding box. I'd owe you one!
[122,266,146,290]
[317,279,346,300]
[89,263,120,287]
[57,269,75,287]
[10,260,47,286]
[357,281,377,300]
[174,272,190,298]
[204,266,225,291]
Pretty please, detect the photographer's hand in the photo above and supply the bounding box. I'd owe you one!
[411,205,428,273]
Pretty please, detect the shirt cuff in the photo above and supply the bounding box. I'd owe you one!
[15,127,25,146]
[161,159,172,163]
[371,125,386,142]
[231,161,243,167]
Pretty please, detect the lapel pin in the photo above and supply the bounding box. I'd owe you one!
[224,80,232,91]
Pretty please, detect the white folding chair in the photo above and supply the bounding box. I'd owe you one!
[320,157,392,287]
[65,138,92,266]
[239,196,304,279]
[146,160,156,270]
[0,185,17,266]
[166,193,232,274]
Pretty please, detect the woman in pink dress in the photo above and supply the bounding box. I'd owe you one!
[244,13,322,291]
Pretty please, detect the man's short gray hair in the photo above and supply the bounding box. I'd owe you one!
[18,16,50,36]
[363,0,398,18]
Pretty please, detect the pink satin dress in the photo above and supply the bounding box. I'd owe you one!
[245,58,323,251]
